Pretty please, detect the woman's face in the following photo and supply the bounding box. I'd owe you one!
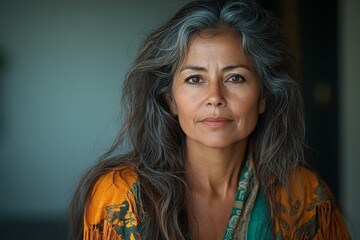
[169,30,266,149]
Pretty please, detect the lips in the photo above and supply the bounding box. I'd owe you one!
[199,117,233,128]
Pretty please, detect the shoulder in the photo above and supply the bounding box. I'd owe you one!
[84,166,144,239]
[288,167,340,211]
[273,167,350,239]
[273,167,331,206]
[90,167,139,207]
[291,166,330,199]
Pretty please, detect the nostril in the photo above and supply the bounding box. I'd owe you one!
[206,99,226,107]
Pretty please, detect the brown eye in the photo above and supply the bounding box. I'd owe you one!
[185,75,203,84]
[227,74,245,83]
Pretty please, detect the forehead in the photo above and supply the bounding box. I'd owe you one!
[178,29,253,68]
[189,30,241,51]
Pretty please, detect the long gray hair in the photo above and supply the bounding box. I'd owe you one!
[69,0,305,239]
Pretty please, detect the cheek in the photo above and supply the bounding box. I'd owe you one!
[234,95,261,123]
[173,98,199,133]
[169,99,178,115]
[172,89,198,116]
[176,111,194,138]
[175,101,194,124]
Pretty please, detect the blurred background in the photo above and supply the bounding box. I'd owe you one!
[0,0,358,239]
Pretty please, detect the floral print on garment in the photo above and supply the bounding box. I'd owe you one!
[104,200,141,239]
[223,153,262,239]
[83,165,350,240]
[272,168,351,240]
[83,168,144,240]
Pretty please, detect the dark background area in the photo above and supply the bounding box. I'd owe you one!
[259,0,340,196]
[300,0,340,196]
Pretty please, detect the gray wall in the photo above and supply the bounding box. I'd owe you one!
[0,0,190,220]
[340,0,360,237]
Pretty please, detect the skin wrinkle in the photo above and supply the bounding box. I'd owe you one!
[168,31,266,239]
[69,1,310,239]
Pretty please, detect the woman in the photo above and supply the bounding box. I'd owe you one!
[69,0,350,239]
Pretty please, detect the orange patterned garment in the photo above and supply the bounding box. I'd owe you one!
[271,167,351,240]
[83,167,144,240]
[83,166,351,240]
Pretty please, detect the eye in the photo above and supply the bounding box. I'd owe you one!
[227,74,245,83]
[185,75,203,84]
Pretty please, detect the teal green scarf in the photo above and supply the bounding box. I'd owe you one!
[223,153,272,240]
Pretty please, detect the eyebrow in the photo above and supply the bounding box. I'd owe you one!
[179,64,252,72]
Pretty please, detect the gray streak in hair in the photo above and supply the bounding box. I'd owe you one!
[69,1,306,239]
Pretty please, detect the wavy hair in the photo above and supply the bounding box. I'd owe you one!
[69,0,305,239]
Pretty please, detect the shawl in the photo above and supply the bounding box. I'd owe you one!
[223,154,271,239]
[271,167,351,240]
[83,165,350,239]
[83,167,143,240]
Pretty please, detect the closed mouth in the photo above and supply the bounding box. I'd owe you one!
[199,117,232,128]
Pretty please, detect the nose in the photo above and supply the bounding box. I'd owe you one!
[206,82,226,107]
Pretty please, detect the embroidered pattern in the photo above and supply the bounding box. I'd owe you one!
[223,153,256,239]
[274,173,337,240]
[104,200,141,240]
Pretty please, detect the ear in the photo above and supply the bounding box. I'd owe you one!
[165,92,178,115]
[259,96,266,114]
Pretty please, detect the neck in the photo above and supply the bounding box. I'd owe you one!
[184,139,248,198]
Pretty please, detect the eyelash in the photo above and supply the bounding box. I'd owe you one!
[184,74,245,84]
[227,74,245,83]
[184,75,202,84]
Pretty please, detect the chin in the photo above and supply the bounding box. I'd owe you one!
[198,139,246,149]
